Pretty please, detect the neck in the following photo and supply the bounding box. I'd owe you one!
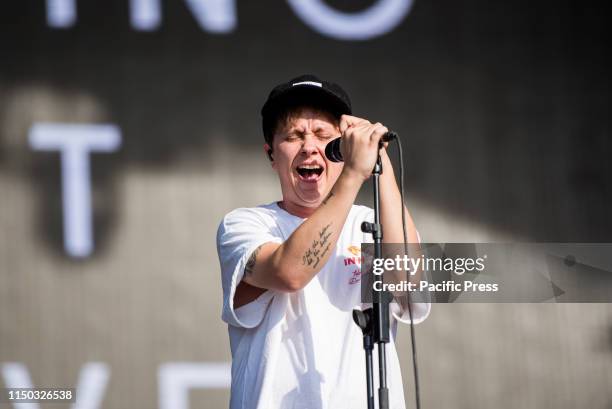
[278,200,319,219]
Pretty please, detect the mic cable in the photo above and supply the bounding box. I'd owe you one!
[394,134,421,409]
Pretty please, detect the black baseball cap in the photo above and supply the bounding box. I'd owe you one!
[261,74,352,144]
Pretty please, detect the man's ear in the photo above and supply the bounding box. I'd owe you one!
[264,144,274,162]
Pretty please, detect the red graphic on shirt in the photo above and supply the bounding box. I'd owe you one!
[344,245,363,267]
[345,246,363,284]
[348,269,362,285]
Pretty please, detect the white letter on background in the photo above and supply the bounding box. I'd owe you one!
[29,123,122,258]
[183,0,236,33]
[158,362,231,409]
[287,0,414,40]
[130,0,162,31]
[130,0,236,32]
[46,0,77,28]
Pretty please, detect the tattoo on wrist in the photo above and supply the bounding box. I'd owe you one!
[245,244,263,275]
[302,223,333,269]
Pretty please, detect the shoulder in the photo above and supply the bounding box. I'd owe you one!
[217,203,282,235]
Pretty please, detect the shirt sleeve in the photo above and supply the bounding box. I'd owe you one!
[216,208,283,328]
[390,298,431,324]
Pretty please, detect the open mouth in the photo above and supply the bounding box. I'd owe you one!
[296,164,324,182]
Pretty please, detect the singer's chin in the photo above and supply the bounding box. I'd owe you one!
[297,181,321,194]
[295,184,324,204]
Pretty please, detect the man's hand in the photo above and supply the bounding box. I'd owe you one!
[339,115,389,182]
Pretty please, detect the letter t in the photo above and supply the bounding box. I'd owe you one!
[29,123,121,258]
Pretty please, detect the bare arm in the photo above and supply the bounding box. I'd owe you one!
[379,148,419,246]
[340,117,423,308]
[376,145,426,321]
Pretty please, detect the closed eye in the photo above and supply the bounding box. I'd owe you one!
[316,131,337,140]
[285,133,302,141]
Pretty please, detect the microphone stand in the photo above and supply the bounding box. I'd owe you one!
[353,152,390,409]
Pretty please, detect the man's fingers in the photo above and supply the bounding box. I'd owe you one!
[343,122,389,150]
[340,114,370,133]
[369,123,389,145]
[343,123,372,140]
[341,118,390,158]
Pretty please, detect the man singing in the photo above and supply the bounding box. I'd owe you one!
[216,74,430,409]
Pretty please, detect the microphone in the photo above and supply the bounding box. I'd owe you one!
[325,131,397,162]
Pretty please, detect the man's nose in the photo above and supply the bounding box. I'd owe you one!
[300,135,320,155]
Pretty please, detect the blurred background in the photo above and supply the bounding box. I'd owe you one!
[1,0,611,408]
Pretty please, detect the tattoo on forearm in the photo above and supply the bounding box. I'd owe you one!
[245,244,263,275]
[302,223,333,269]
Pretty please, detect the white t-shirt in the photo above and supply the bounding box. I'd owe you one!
[216,202,430,409]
